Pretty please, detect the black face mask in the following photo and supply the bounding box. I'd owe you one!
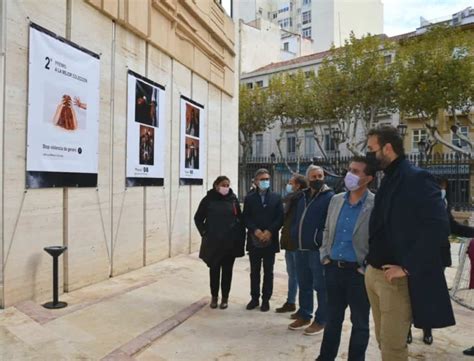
[309,179,324,192]
[366,151,382,171]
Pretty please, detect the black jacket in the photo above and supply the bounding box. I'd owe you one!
[280,191,304,251]
[194,188,245,267]
[243,189,284,254]
[369,158,455,329]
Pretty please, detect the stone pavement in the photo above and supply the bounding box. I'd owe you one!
[0,252,472,361]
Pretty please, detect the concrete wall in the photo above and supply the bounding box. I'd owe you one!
[0,0,238,308]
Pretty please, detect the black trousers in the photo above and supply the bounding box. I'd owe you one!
[249,250,275,302]
[209,254,236,299]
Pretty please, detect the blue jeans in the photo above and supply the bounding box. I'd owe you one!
[285,250,298,304]
[295,249,327,324]
[318,264,370,361]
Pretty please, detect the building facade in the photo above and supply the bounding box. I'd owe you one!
[0,0,239,308]
[238,0,383,52]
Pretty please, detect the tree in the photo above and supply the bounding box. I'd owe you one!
[315,33,398,155]
[268,71,308,173]
[239,84,273,161]
[395,25,474,155]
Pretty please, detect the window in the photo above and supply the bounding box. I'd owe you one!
[384,55,392,64]
[256,80,263,87]
[303,0,311,5]
[302,27,311,38]
[324,133,336,152]
[246,82,253,89]
[278,5,290,14]
[305,130,315,156]
[255,134,263,157]
[302,10,311,25]
[452,126,469,148]
[283,42,289,51]
[304,70,312,78]
[216,0,232,17]
[278,18,292,28]
[287,132,296,156]
[412,129,428,151]
[272,12,278,19]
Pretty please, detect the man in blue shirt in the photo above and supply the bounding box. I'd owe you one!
[316,157,375,361]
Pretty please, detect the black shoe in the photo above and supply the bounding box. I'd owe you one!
[275,302,296,313]
[423,329,433,345]
[260,300,270,312]
[220,298,228,310]
[246,299,259,310]
[407,328,412,344]
[463,346,474,356]
[210,297,218,309]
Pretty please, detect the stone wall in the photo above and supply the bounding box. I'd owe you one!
[0,0,238,307]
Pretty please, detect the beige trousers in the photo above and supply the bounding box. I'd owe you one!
[365,265,412,361]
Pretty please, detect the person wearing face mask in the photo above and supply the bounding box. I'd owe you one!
[364,125,454,361]
[243,168,284,312]
[288,165,334,335]
[407,176,474,346]
[194,176,246,309]
[276,174,308,314]
[316,157,375,361]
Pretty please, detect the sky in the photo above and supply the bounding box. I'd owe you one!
[383,0,474,36]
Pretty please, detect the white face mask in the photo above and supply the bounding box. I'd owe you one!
[344,172,361,191]
[286,184,294,194]
[441,189,446,200]
[218,186,230,196]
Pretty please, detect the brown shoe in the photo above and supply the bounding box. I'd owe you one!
[290,312,299,320]
[276,302,296,313]
[288,318,311,330]
[304,321,325,335]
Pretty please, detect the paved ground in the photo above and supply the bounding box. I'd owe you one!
[0,251,472,361]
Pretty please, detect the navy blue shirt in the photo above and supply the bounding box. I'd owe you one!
[330,191,368,262]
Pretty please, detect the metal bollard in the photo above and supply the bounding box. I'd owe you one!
[43,246,68,309]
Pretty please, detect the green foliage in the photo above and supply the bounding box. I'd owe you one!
[395,25,474,123]
[238,84,272,160]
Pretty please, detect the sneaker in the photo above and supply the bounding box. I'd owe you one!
[463,346,474,356]
[423,329,433,345]
[261,300,270,312]
[407,329,412,344]
[210,297,218,309]
[304,321,325,335]
[288,318,311,330]
[246,299,259,310]
[290,312,299,320]
[276,302,296,313]
[220,298,228,310]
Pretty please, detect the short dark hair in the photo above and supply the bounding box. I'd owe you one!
[291,173,308,189]
[367,125,405,157]
[350,156,376,177]
[254,168,270,179]
[213,175,230,188]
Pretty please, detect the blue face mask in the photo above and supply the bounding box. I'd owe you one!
[286,184,294,194]
[259,180,270,190]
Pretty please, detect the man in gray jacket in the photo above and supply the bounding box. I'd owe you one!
[316,156,375,361]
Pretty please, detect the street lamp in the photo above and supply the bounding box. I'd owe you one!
[450,124,459,134]
[270,152,276,179]
[397,123,408,137]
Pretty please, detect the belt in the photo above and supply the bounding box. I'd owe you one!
[329,259,359,269]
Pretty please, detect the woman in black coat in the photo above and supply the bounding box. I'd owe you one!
[194,176,245,309]
[408,176,474,345]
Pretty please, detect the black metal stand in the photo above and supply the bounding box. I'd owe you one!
[43,246,68,309]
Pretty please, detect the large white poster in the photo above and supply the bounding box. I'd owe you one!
[126,70,166,187]
[26,23,100,188]
[180,96,206,184]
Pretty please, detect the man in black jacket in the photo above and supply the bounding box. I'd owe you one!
[243,168,284,312]
[364,126,455,361]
